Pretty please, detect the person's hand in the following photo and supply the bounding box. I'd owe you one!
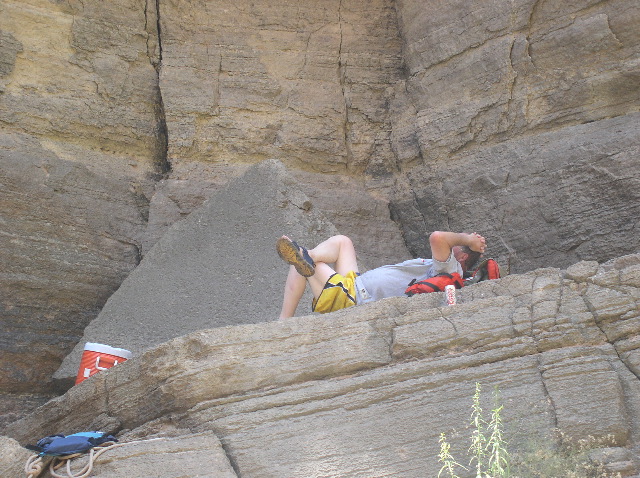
[467,232,486,253]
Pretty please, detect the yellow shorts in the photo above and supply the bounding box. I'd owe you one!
[312,271,358,314]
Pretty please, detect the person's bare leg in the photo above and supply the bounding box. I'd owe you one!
[278,235,359,319]
[280,263,340,319]
[307,235,359,275]
[279,265,307,319]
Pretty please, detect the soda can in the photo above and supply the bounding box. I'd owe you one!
[444,284,456,306]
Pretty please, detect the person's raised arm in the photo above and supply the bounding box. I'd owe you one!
[429,231,486,262]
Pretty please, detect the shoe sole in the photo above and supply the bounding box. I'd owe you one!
[276,238,315,277]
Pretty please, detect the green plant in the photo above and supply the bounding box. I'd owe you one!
[485,388,510,478]
[438,384,623,478]
[438,432,467,478]
[437,382,510,478]
[469,382,487,477]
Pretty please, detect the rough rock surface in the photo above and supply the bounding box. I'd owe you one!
[19,433,237,478]
[2,0,639,444]
[142,164,411,271]
[0,0,166,171]
[3,253,640,477]
[0,436,33,478]
[53,159,371,384]
[389,0,640,272]
[1,0,164,398]
[75,432,238,477]
[158,0,403,174]
[0,132,149,394]
[390,113,640,273]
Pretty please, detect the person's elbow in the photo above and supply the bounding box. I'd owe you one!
[429,231,446,248]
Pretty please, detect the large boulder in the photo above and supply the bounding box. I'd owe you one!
[53,159,342,385]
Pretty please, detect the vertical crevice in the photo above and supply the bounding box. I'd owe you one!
[218,437,243,478]
[145,0,170,176]
[337,0,353,172]
[154,0,170,175]
[535,354,560,430]
[581,290,640,384]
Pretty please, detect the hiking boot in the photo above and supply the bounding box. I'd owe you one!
[276,237,316,277]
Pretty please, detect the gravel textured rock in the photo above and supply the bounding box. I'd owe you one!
[53,159,341,384]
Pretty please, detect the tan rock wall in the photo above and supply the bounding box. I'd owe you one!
[393,0,639,161]
[159,0,402,175]
[389,0,640,272]
[1,0,639,429]
[0,0,166,174]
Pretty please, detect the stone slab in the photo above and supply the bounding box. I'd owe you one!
[54,159,339,383]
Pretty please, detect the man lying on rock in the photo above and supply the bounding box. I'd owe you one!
[276,231,486,319]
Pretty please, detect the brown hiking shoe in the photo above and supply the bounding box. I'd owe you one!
[276,237,316,277]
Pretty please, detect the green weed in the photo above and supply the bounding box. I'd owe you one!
[438,383,510,478]
[437,384,625,478]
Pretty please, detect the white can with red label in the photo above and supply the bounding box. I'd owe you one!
[444,285,457,306]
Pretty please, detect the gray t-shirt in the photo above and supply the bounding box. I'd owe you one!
[354,251,462,305]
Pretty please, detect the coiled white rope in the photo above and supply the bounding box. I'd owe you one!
[24,440,150,478]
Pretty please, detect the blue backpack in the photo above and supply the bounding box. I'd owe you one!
[26,432,117,456]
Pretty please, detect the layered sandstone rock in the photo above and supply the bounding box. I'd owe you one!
[0,133,149,394]
[389,0,640,272]
[0,0,166,170]
[17,433,238,478]
[3,253,639,477]
[158,0,402,174]
[390,114,640,272]
[0,0,164,396]
[1,0,639,438]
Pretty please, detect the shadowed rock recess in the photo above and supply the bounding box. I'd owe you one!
[2,254,640,477]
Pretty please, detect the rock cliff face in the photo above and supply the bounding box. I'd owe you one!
[1,0,165,397]
[388,0,640,270]
[1,0,638,436]
[3,253,640,477]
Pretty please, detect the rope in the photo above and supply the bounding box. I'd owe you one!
[25,442,123,478]
[25,454,46,478]
[24,438,163,478]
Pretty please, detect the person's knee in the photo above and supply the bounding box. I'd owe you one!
[333,235,355,253]
[335,234,353,245]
